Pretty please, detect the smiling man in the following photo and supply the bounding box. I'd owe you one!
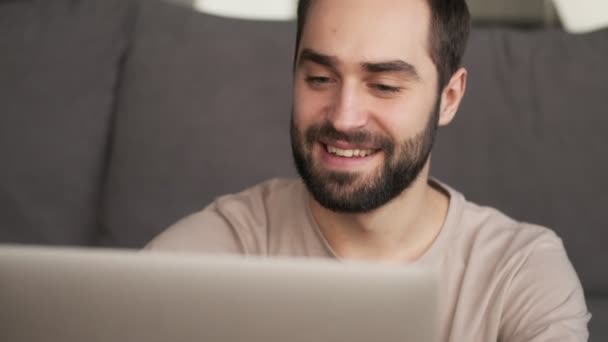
[146,0,590,340]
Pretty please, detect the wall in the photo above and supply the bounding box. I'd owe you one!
[167,0,608,31]
[467,0,555,23]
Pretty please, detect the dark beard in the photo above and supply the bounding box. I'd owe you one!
[290,100,440,213]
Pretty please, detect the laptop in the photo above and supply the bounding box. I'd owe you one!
[0,244,437,342]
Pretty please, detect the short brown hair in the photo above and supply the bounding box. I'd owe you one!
[295,0,471,89]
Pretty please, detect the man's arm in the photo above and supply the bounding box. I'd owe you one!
[499,237,591,341]
[144,203,246,254]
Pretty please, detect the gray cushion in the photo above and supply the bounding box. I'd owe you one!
[432,28,608,293]
[588,296,608,341]
[0,0,132,245]
[102,1,296,247]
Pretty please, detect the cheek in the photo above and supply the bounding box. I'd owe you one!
[293,83,330,125]
[373,90,437,139]
[371,100,421,138]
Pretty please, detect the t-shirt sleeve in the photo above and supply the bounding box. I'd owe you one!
[144,181,295,255]
[143,202,246,255]
[499,232,591,342]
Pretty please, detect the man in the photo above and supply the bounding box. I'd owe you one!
[147,0,590,340]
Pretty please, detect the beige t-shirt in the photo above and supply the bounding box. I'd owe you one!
[146,178,590,342]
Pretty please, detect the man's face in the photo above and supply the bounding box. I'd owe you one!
[291,0,441,213]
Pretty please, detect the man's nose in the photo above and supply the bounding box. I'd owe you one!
[327,82,367,132]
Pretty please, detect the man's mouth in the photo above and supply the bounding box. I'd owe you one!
[324,144,377,158]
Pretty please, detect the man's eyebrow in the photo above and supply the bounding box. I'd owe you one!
[297,49,421,81]
[298,48,339,70]
[362,60,421,80]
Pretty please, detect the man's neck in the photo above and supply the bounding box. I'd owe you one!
[309,165,449,263]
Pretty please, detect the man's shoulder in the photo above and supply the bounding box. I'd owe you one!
[208,178,307,234]
[442,183,564,261]
[441,184,589,341]
[213,178,304,214]
[463,197,560,248]
[145,178,304,253]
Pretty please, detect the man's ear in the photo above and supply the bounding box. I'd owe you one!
[438,67,467,127]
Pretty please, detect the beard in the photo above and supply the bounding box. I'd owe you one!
[290,99,440,213]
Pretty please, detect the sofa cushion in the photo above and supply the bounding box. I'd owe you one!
[432,28,608,293]
[0,0,133,245]
[102,1,296,247]
[588,296,608,341]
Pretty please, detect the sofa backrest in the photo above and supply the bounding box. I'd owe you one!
[101,0,297,248]
[1,0,606,298]
[0,0,133,245]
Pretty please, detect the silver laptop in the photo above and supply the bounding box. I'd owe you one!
[0,244,437,342]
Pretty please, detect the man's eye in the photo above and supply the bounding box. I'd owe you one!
[305,76,332,85]
[372,84,402,93]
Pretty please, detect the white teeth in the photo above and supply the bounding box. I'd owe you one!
[326,145,374,158]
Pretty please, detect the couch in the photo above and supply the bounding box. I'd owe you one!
[1,0,606,339]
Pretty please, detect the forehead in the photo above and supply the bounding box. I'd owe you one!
[299,0,432,67]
